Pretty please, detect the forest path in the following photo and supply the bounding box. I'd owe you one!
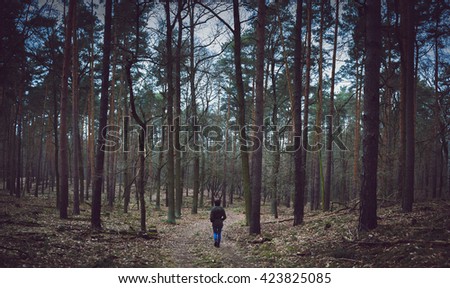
[159,207,255,267]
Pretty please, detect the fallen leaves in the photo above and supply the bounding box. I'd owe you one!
[0,190,449,267]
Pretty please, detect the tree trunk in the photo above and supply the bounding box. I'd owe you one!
[270,48,279,219]
[302,0,312,206]
[249,0,266,235]
[165,0,176,224]
[190,0,199,215]
[324,0,339,212]
[353,57,362,200]
[71,1,80,215]
[59,0,75,219]
[175,0,183,218]
[91,0,112,229]
[233,0,251,226]
[359,0,381,231]
[401,0,415,212]
[312,0,324,211]
[293,0,304,226]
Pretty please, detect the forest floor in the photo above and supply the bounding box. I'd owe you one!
[0,189,449,268]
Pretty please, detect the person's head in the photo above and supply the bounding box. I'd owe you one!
[214,199,221,206]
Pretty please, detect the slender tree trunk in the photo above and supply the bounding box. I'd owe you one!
[59,0,75,218]
[353,56,361,200]
[312,0,324,211]
[53,87,60,207]
[249,0,266,235]
[86,0,95,201]
[126,60,148,232]
[293,0,304,226]
[401,0,415,212]
[166,0,176,224]
[223,90,231,208]
[91,0,112,229]
[78,118,85,203]
[123,114,131,212]
[324,0,339,212]
[35,115,45,198]
[155,116,165,211]
[233,0,251,226]
[71,1,80,215]
[175,0,183,218]
[302,0,312,206]
[190,0,200,215]
[359,0,381,231]
[270,50,279,219]
[15,86,23,198]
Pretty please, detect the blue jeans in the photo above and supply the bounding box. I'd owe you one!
[213,225,223,243]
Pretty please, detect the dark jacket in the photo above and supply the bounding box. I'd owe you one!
[210,206,227,227]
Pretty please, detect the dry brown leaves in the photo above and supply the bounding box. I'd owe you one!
[1,191,448,268]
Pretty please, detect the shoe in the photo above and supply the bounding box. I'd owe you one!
[214,241,218,247]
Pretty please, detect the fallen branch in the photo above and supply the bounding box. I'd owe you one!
[262,218,294,225]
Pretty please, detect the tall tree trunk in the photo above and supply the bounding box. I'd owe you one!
[293,0,304,226]
[86,0,95,201]
[270,42,281,219]
[401,0,415,212]
[359,0,381,231]
[302,0,312,206]
[233,0,251,226]
[78,117,85,203]
[156,119,165,210]
[223,89,231,208]
[53,87,60,207]
[166,0,176,224]
[270,48,279,219]
[59,0,75,218]
[324,0,339,212]
[312,0,324,211]
[123,115,131,212]
[15,85,23,198]
[125,59,148,232]
[175,0,183,218]
[249,0,266,235]
[353,56,362,200]
[91,0,112,229]
[190,0,200,215]
[71,1,80,215]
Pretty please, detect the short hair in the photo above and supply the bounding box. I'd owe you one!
[214,199,221,206]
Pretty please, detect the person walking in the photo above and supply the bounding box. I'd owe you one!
[210,199,227,247]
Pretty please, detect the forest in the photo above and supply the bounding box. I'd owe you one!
[0,0,449,268]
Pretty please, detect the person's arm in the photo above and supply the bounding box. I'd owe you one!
[222,209,227,221]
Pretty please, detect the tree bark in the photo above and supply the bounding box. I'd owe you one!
[165,0,176,224]
[91,0,112,230]
[324,0,339,212]
[312,0,324,211]
[189,1,200,214]
[59,0,75,219]
[293,0,304,226]
[233,0,251,226]
[359,0,381,231]
[71,0,80,215]
[175,0,183,218]
[249,0,266,235]
[401,0,416,212]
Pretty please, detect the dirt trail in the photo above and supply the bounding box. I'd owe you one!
[160,208,255,268]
